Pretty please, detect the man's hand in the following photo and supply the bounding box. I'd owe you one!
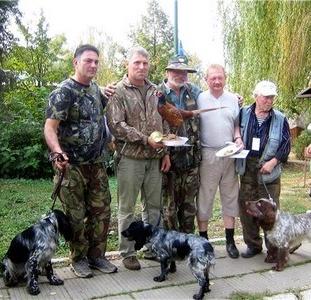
[49,152,69,171]
[234,136,244,149]
[102,83,116,98]
[161,154,171,172]
[259,158,278,174]
[147,136,164,150]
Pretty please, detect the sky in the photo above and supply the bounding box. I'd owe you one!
[16,0,224,68]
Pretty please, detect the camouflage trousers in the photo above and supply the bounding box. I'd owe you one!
[162,167,199,234]
[55,163,111,261]
[238,157,281,250]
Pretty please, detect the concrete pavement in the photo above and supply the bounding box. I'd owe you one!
[1,240,311,300]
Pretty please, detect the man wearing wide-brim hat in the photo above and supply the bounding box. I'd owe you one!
[156,55,201,238]
[165,55,197,73]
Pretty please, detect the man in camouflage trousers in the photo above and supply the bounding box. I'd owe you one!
[158,55,202,234]
[44,44,117,278]
[107,46,171,271]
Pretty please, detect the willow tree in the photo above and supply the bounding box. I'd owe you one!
[220,0,311,116]
[129,0,174,83]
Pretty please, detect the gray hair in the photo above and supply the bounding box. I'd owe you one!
[205,64,226,78]
[127,46,150,61]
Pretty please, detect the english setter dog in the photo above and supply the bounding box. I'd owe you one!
[122,220,215,300]
[246,198,311,271]
[2,209,72,295]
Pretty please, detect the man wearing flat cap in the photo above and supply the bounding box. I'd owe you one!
[236,80,291,259]
[157,55,201,235]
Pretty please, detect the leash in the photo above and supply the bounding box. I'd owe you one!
[48,152,66,210]
[260,174,273,201]
[50,170,64,210]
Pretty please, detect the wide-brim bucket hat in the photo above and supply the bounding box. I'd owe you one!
[165,55,197,73]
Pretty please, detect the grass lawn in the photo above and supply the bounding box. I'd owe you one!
[0,161,310,261]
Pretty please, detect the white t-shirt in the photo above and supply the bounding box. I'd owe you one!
[198,90,239,148]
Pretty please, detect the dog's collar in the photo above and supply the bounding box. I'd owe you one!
[255,198,275,205]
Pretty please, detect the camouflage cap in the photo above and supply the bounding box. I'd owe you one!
[165,55,197,73]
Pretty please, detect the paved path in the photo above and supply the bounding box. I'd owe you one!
[1,241,311,300]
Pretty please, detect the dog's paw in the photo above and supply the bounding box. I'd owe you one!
[265,255,277,263]
[272,264,284,272]
[193,293,203,300]
[153,275,166,282]
[169,262,176,273]
[49,274,64,285]
[27,283,40,295]
[204,286,211,292]
[3,271,18,287]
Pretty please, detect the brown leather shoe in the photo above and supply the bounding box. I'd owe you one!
[123,256,141,270]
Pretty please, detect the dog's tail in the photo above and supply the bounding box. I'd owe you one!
[0,255,7,274]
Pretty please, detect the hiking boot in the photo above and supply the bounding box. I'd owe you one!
[88,256,118,274]
[70,258,93,278]
[241,247,262,258]
[123,256,141,270]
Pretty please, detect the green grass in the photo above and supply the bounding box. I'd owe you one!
[0,161,310,261]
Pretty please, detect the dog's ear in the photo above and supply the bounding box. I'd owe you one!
[53,210,73,241]
[143,222,153,235]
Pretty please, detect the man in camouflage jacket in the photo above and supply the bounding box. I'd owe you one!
[158,55,201,234]
[107,46,170,271]
[44,44,117,278]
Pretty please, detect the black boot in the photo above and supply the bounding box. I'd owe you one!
[225,228,239,259]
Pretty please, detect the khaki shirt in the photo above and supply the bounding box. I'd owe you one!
[107,75,168,159]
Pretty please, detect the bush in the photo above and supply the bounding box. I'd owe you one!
[0,119,52,178]
[293,130,311,160]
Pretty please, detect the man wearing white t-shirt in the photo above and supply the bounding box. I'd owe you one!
[197,64,243,259]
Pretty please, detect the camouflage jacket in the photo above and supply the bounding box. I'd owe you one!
[46,78,108,164]
[107,75,168,159]
[158,81,202,170]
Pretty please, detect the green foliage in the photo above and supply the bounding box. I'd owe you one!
[0,11,72,179]
[230,292,264,300]
[128,0,174,84]
[0,118,52,178]
[293,130,311,160]
[0,0,20,64]
[220,0,311,116]
[4,11,72,87]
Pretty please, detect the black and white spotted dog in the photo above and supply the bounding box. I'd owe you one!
[122,220,215,300]
[246,198,311,271]
[2,209,72,295]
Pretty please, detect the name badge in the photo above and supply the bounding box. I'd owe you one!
[252,137,260,151]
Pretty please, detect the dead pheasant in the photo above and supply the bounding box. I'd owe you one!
[156,91,227,129]
[156,91,196,129]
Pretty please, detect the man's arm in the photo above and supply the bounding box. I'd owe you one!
[44,118,68,170]
[260,118,291,174]
[274,117,291,163]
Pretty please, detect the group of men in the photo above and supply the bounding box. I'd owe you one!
[44,44,291,277]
